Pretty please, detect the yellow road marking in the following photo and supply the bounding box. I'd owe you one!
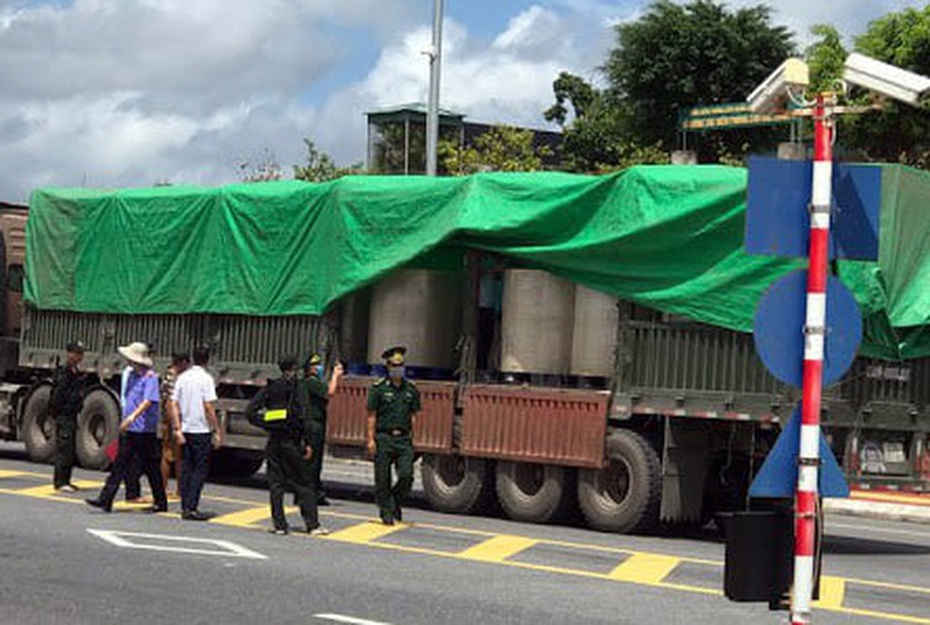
[845,577,930,595]
[851,491,930,506]
[1,468,929,624]
[456,535,538,562]
[0,486,82,503]
[325,521,408,544]
[211,505,276,528]
[814,576,846,609]
[15,484,67,497]
[608,553,681,584]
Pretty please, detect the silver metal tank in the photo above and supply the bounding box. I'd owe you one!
[570,285,619,377]
[367,269,461,369]
[501,269,575,375]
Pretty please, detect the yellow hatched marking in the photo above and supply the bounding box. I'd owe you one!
[210,506,275,528]
[813,576,846,609]
[0,470,28,479]
[608,553,681,584]
[456,535,538,563]
[324,521,408,544]
[15,484,63,497]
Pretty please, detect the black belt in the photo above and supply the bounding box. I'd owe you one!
[379,429,409,437]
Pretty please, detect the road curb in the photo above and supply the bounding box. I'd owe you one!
[824,497,930,525]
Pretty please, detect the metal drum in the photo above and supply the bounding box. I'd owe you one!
[501,269,575,375]
[367,269,461,371]
[570,285,618,378]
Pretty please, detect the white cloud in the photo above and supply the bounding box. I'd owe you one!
[3,0,921,202]
[316,6,606,165]
[0,0,410,200]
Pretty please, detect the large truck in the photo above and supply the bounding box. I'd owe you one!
[3,167,929,534]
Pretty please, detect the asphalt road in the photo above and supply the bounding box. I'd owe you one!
[0,443,928,625]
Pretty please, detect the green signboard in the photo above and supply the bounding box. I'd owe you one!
[679,102,795,131]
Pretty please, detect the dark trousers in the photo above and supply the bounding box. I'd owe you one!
[124,453,142,500]
[180,433,211,513]
[53,414,77,489]
[266,435,318,531]
[98,432,167,509]
[374,433,414,522]
[310,418,326,495]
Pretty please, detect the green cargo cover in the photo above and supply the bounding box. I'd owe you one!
[24,165,930,360]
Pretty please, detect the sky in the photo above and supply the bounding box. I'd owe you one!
[0,0,926,201]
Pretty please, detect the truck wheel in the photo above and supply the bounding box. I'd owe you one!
[421,454,494,514]
[76,389,120,470]
[495,460,573,523]
[577,429,661,534]
[21,384,55,464]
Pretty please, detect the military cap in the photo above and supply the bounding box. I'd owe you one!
[306,353,323,367]
[381,346,407,365]
[66,340,86,354]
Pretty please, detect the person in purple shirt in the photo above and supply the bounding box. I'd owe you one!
[86,342,168,513]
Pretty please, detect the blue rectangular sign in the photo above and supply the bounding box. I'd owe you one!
[745,156,882,261]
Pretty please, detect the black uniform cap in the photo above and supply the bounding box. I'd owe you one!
[66,340,86,354]
[381,346,407,365]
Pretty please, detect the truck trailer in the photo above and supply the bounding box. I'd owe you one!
[3,165,929,534]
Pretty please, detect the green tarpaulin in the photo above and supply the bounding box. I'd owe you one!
[24,165,930,360]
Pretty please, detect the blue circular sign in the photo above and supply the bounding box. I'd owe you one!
[753,270,862,388]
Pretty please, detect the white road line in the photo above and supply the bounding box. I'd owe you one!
[314,614,394,625]
[828,522,930,539]
[87,529,267,559]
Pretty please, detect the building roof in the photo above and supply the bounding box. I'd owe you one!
[366,102,465,119]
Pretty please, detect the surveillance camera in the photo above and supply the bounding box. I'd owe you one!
[747,58,810,114]
[844,53,930,107]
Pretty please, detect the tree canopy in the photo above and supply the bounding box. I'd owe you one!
[438,126,549,175]
[843,7,930,166]
[548,1,796,170]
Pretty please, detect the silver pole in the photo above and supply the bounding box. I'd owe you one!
[426,0,444,176]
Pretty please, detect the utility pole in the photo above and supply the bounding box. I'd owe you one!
[426,0,444,176]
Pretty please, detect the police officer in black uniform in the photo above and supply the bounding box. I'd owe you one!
[246,355,327,536]
[50,340,86,492]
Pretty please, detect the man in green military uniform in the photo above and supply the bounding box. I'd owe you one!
[51,340,86,492]
[367,346,420,525]
[299,353,343,505]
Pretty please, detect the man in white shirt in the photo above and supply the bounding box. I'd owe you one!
[170,346,221,521]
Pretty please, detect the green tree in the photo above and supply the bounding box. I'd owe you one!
[439,125,550,175]
[544,72,668,172]
[293,138,363,182]
[843,7,930,166]
[604,0,795,162]
[806,24,847,94]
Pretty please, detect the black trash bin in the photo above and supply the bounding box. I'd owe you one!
[722,510,793,604]
[722,505,821,610]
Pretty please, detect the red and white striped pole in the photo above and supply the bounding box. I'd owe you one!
[791,93,832,625]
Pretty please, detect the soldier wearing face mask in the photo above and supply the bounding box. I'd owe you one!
[366,346,420,525]
[299,353,343,505]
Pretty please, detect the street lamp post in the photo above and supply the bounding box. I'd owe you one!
[426,0,444,177]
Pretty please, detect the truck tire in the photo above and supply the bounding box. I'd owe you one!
[577,429,661,534]
[421,454,494,514]
[495,460,573,523]
[75,389,120,470]
[21,384,55,464]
